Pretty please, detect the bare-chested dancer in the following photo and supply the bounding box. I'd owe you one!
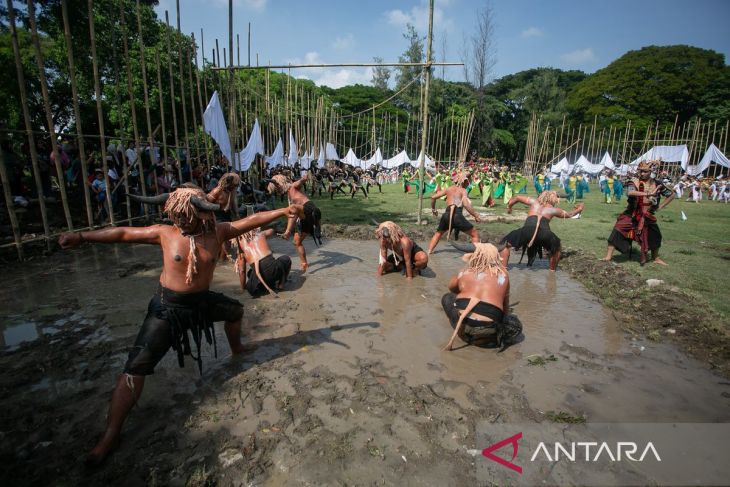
[206,172,241,259]
[427,173,481,254]
[267,173,322,272]
[58,187,302,465]
[501,190,584,271]
[442,242,522,351]
[375,221,428,280]
[236,227,292,296]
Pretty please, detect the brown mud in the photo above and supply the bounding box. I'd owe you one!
[1,238,729,486]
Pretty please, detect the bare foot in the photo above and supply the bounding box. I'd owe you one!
[85,433,120,467]
[300,262,309,273]
[652,258,668,266]
[280,232,291,241]
[230,342,258,355]
[599,257,612,261]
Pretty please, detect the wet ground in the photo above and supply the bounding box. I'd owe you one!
[1,238,729,486]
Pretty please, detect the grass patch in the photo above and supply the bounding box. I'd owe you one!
[527,354,558,366]
[546,410,587,424]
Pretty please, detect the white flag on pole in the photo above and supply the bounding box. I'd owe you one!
[203,91,232,164]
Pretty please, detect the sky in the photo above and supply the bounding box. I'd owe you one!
[155,0,730,88]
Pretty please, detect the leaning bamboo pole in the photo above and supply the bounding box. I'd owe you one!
[119,1,149,217]
[6,0,50,248]
[193,33,212,172]
[86,0,117,225]
[61,0,93,227]
[0,149,23,258]
[29,0,74,230]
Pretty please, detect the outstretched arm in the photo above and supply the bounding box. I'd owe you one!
[548,202,584,219]
[657,193,675,211]
[59,225,163,249]
[291,174,308,189]
[462,194,481,222]
[430,188,447,214]
[219,205,303,240]
[506,195,534,214]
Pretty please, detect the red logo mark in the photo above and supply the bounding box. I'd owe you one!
[482,432,523,474]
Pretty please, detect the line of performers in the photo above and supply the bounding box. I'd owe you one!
[53,157,676,465]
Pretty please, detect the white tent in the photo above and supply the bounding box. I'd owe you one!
[384,150,410,168]
[599,151,615,169]
[341,148,361,167]
[265,138,284,167]
[631,144,689,168]
[203,91,232,164]
[573,154,605,174]
[410,151,435,169]
[299,150,312,169]
[550,157,569,174]
[316,146,325,168]
[685,143,730,176]
[287,129,298,167]
[364,148,384,169]
[236,118,265,171]
[325,142,339,161]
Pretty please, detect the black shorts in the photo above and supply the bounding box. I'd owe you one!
[437,206,473,233]
[297,200,322,244]
[124,286,243,376]
[245,254,292,296]
[386,242,427,268]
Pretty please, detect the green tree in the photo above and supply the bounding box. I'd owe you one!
[371,56,391,91]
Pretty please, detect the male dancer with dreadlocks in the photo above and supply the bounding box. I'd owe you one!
[442,242,522,351]
[207,172,241,260]
[375,221,428,280]
[58,187,303,465]
[501,190,584,271]
[267,173,322,272]
[602,160,674,265]
[236,227,292,296]
[427,172,481,254]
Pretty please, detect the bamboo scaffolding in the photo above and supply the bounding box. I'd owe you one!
[176,0,192,180]
[136,0,159,194]
[0,149,23,258]
[110,15,133,224]
[154,48,169,173]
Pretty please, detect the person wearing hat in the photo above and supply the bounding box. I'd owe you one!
[602,160,675,265]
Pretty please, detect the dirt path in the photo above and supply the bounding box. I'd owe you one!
[1,239,728,486]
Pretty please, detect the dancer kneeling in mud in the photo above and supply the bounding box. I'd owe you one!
[500,190,583,271]
[375,221,428,280]
[236,227,292,297]
[58,186,303,465]
[442,242,522,351]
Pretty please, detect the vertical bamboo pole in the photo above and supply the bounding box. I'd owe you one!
[110,14,132,224]
[175,0,191,179]
[154,48,169,173]
[119,1,149,216]
[0,149,23,258]
[29,0,74,229]
[201,29,210,104]
[86,0,116,225]
[6,0,50,248]
[164,12,181,180]
[417,0,434,221]
[61,0,93,227]
[136,0,159,194]
[186,39,202,172]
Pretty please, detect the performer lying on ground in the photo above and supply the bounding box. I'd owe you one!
[601,160,675,266]
[427,173,482,254]
[236,227,292,296]
[267,173,322,273]
[375,221,428,280]
[58,187,303,466]
[442,242,522,351]
[501,190,584,271]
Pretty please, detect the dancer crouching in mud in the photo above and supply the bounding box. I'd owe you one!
[443,242,522,351]
[236,227,292,296]
[500,190,584,271]
[375,221,428,280]
[58,186,303,465]
[267,174,322,273]
[427,172,481,254]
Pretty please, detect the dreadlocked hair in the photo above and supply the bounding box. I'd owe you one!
[375,221,405,248]
[269,174,292,195]
[238,227,260,244]
[468,243,506,277]
[537,190,559,206]
[215,172,241,210]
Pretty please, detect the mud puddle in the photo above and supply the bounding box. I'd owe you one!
[0,238,728,486]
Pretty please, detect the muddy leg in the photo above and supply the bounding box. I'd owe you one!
[600,244,615,261]
[499,244,511,266]
[293,233,308,272]
[468,228,480,243]
[86,374,145,466]
[225,319,254,354]
[414,252,428,272]
[548,246,561,271]
[428,231,444,254]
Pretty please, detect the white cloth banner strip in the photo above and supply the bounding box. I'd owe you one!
[203,91,232,164]
[236,118,265,171]
[365,148,384,169]
[341,148,361,167]
[316,146,325,168]
[410,151,435,169]
[383,149,409,168]
[325,142,339,161]
[599,151,615,169]
[550,157,569,174]
[299,150,312,169]
[287,129,298,166]
[632,144,689,167]
[686,143,730,176]
[573,154,606,174]
[265,138,284,167]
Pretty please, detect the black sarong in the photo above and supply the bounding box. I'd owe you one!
[500,215,561,266]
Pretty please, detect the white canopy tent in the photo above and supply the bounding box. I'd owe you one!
[631,144,689,168]
[383,150,410,168]
[286,129,298,167]
[325,143,339,161]
[573,154,606,175]
[685,143,730,176]
[364,148,384,169]
[599,151,615,169]
[550,157,569,174]
[341,148,361,167]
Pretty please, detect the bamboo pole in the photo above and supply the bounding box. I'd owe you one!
[61,0,93,227]
[201,29,210,104]
[176,0,191,180]
[136,0,159,194]
[164,12,181,181]
[0,149,23,258]
[84,0,119,225]
[416,0,434,222]
[154,48,169,173]
[186,37,202,173]
[28,0,74,230]
[119,1,149,216]
[109,14,132,224]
